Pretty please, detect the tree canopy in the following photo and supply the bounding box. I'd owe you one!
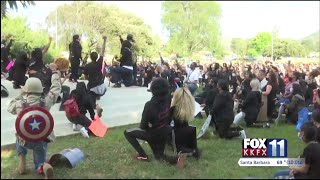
[1,16,63,64]
[301,31,319,53]
[46,2,161,59]
[161,1,222,57]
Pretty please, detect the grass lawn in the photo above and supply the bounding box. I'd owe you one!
[1,120,303,179]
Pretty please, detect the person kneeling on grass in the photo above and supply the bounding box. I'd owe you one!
[273,122,320,179]
[67,82,103,138]
[170,87,200,159]
[210,79,246,139]
[233,78,270,128]
[124,78,187,168]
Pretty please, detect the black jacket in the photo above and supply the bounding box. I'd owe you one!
[83,62,104,89]
[1,39,12,63]
[211,91,234,126]
[69,41,82,61]
[242,91,261,122]
[120,40,133,67]
[140,95,171,130]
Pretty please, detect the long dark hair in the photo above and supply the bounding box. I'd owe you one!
[268,70,278,88]
[71,82,89,107]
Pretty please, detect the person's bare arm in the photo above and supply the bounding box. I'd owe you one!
[262,85,272,96]
[42,37,53,55]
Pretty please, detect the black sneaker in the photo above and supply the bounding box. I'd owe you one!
[113,83,121,88]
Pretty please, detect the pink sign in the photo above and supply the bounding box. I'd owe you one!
[6,60,14,71]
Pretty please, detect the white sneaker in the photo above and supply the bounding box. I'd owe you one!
[73,124,77,131]
[80,127,89,138]
[239,130,247,139]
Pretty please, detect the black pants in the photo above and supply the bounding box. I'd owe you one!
[70,60,80,81]
[110,66,133,87]
[216,122,240,139]
[124,127,178,164]
[132,63,137,84]
[68,114,92,127]
[174,126,198,153]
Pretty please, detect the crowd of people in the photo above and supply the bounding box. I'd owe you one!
[1,32,320,179]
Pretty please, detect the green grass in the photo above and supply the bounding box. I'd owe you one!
[1,120,303,179]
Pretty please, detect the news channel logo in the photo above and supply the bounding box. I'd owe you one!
[238,138,305,167]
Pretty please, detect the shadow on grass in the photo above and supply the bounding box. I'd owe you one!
[1,121,302,179]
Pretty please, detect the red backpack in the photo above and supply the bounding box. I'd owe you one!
[64,98,80,118]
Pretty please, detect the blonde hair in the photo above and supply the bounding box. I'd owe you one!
[250,78,260,91]
[171,87,195,122]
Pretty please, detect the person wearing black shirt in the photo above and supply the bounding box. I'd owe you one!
[211,79,246,139]
[274,123,320,179]
[69,35,82,83]
[170,87,200,159]
[111,34,135,88]
[1,38,13,73]
[28,37,52,94]
[124,78,187,168]
[12,51,29,89]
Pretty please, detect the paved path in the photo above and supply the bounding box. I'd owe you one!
[1,79,151,146]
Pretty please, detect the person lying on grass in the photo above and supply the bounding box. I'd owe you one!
[273,122,320,179]
[124,77,187,169]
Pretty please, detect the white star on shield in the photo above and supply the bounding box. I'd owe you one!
[29,119,41,130]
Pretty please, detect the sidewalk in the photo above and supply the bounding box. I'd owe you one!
[1,79,151,146]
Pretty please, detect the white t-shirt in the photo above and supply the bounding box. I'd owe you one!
[186,67,200,85]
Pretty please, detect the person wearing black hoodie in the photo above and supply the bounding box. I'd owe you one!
[111,34,135,88]
[68,82,103,137]
[12,51,29,89]
[83,52,106,104]
[1,38,13,73]
[124,78,187,168]
[68,35,82,83]
[211,79,246,139]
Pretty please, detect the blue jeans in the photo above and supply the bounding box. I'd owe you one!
[16,141,48,171]
[274,169,292,179]
[187,83,198,95]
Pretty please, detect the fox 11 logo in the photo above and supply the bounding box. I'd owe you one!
[242,138,288,157]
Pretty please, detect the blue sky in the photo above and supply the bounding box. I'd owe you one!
[8,1,320,42]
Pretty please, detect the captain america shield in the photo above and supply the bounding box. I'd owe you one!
[15,106,54,142]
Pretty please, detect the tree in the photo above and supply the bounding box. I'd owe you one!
[1,17,63,64]
[1,1,35,19]
[46,2,161,59]
[301,32,320,53]
[264,38,307,60]
[161,1,222,57]
[248,32,272,56]
[230,38,248,58]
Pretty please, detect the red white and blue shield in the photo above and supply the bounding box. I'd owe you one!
[15,106,54,142]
